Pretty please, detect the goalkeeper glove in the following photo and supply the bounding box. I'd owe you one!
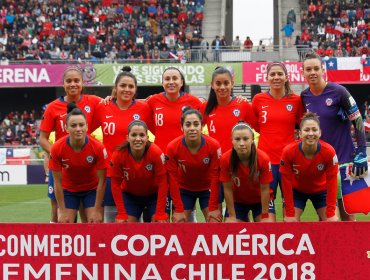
[352,147,368,178]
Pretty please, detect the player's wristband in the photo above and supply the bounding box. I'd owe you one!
[261,213,269,219]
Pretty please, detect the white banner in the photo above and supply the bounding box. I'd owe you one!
[0,148,6,164]
[0,165,27,185]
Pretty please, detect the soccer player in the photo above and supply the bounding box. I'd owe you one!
[110,120,169,223]
[201,66,257,213]
[93,66,153,222]
[166,107,221,222]
[146,67,202,152]
[201,67,257,153]
[252,62,303,219]
[146,67,202,221]
[280,112,339,222]
[39,66,101,223]
[209,122,273,222]
[49,103,109,223]
[301,52,367,221]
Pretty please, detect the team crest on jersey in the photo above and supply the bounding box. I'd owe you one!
[203,157,210,164]
[233,109,241,117]
[133,114,140,120]
[86,156,94,163]
[146,164,153,171]
[286,104,293,112]
[325,98,333,106]
[317,163,325,171]
[84,105,91,113]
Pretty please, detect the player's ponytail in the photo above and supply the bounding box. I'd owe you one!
[66,102,86,125]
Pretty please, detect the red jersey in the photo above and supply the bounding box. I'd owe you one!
[280,140,338,218]
[93,99,153,176]
[252,92,303,164]
[146,92,202,151]
[110,143,168,218]
[166,135,221,212]
[201,98,257,152]
[216,149,272,207]
[40,95,101,141]
[49,135,109,192]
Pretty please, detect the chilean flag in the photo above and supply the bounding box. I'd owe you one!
[325,57,361,83]
[362,58,370,75]
[340,164,370,215]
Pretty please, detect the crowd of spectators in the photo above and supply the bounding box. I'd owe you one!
[298,0,370,57]
[0,109,41,146]
[0,0,205,63]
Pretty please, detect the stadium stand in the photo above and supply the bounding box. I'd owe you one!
[299,0,370,57]
[0,0,204,63]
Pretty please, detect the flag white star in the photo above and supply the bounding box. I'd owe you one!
[328,61,334,68]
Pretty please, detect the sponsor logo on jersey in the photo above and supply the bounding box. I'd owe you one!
[86,155,94,163]
[133,114,140,120]
[262,105,269,109]
[317,163,325,171]
[155,107,163,111]
[84,105,91,113]
[233,109,241,117]
[203,157,210,164]
[105,115,113,119]
[60,113,67,118]
[146,164,153,171]
[286,104,293,111]
[325,98,333,106]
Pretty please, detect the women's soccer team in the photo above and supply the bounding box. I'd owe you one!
[40,52,367,223]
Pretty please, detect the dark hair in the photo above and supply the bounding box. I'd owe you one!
[63,65,83,81]
[112,66,138,98]
[299,112,320,130]
[229,122,258,180]
[181,106,203,126]
[204,67,233,116]
[303,50,323,69]
[116,120,151,151]
[162,67,186,93]
[66,102,86,125]
[266,62,293,96]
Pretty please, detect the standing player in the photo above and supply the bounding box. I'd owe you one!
[201,67,257,214]
[110,120,169,223]
[146,67,202,221]
[252,62,303,219]
[301,52,367,221]
[39,66,101,223]
[280,112,339,222]
[49,103,108,223]
[93,66,153,222]
[210,122,273,222]
[166,107,221,222]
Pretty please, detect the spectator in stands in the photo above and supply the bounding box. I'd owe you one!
[244,36,253,51]
[211,35,221,62]
[200,36,209,62]
[281,22,295,46]
[232,36,242,50]
[287,8,297,26]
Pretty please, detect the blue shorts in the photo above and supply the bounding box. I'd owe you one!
[225,200,276,221]
[293,189,327,211]
[123,192,157,220]
[218,182,224,204]
[180,188,210,210]
[47,169,55,200]
[63,189,97,210]
[103,177,115,206]
[270,164,282,199]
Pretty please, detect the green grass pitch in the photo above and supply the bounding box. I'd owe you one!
[0,184,369,222]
